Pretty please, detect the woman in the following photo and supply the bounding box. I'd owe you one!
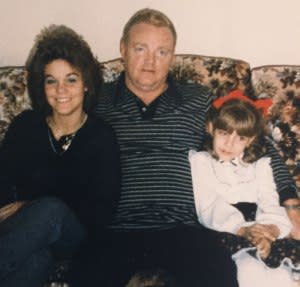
[0,25,120,286]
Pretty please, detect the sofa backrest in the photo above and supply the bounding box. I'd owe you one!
[0,67,30,142]
[251,65,300,188]
[252,65,300,99]
[1,55,300,189]
[102,54,252,97]
[0,54,252,143]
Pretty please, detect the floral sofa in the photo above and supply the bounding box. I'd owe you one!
[1,54,300,286]
[1,54,300,190]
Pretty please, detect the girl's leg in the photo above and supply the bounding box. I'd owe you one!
[234,252,293,287]
[235,252,293,287]
[235,252,266,287]
[0,196,85,280]
[220,232,300,270]
[218,232,254,255]
[264,238,300,268]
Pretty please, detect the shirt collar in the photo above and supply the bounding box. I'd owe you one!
[112,72,182,111]
[218,153,248,167]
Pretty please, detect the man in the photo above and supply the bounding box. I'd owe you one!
[95,8,300,287]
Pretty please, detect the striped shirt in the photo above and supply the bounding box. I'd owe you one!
[95,73,297,230]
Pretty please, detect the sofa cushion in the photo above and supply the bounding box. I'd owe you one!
[252,65,300,188]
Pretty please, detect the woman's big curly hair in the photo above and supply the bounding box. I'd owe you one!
[26,24,102,116]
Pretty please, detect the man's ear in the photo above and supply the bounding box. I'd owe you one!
[169,55,176,73]
[171,53,176,65]
[120,40,126,59]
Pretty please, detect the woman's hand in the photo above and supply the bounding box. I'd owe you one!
[0,201,26,221]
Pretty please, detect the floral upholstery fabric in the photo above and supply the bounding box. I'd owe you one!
[0,54,252,143]
[0,67,30,142]
[102,54,252,98]
[2,56,300,187]
[1,57,299,286]
[252,65,300,188]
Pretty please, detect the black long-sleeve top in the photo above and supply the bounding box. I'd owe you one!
[0,110,121,237]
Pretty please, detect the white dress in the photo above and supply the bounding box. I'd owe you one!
[189,150,295,287]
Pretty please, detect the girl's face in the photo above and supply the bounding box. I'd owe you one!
[213,129,254,162]
[44,59,85,118]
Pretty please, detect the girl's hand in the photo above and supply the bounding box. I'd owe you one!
[256,237,272,259]
[249,224,279,242]
[237,225,272,259]
[237,224,279,243]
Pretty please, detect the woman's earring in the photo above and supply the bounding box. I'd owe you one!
[84,87,88,97]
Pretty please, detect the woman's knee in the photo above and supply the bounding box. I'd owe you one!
[1,248,54,287]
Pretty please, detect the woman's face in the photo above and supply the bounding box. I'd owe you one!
[44,59,85,117]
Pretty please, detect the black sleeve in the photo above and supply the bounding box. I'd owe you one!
[0,111,34,207]
[80,120,121,237]
[265,138,298,204]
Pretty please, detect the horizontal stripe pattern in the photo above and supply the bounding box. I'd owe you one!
[96,77,297,229]
[96,79,211,230]
[265,137,298,203]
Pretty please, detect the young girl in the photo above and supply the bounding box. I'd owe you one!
[189,97,300,287]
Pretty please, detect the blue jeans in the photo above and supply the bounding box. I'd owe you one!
[0,196,85,286]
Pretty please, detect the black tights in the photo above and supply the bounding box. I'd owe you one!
[219,232,300,268]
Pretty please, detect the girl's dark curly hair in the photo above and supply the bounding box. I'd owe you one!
[205,98,267,163]
[25,24,102,116]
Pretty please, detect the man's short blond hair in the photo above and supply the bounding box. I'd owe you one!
[121,8,177,46]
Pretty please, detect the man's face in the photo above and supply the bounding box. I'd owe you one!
[120,22,175,99]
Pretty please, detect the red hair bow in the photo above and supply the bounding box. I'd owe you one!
[213,89,272,117]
